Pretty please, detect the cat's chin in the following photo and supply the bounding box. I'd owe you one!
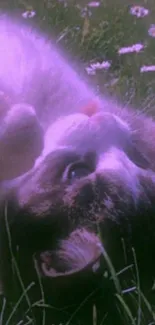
[35,229,103,280]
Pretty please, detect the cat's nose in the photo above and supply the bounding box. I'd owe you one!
[41,250,104,308]
[36,229,104,307]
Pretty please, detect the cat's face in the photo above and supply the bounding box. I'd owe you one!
[4,111,155,308]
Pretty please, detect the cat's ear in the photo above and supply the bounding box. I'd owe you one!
[0,103,44,181]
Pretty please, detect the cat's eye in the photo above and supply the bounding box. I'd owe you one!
[64,162,92,181]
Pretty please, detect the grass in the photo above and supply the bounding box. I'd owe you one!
[1,242,155,325]
[1,205,155,325]
[1,0,155,324]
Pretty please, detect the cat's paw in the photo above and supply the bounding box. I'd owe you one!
[0,101,44,181]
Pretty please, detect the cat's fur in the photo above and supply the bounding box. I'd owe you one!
[0,16,155,325]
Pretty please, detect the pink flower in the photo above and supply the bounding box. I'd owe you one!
[22,10,36,19]
[148,25,155,38]
[118,43,144,55]
[87,1,100,7]
[140,65,155,73]
[129,5,149,18]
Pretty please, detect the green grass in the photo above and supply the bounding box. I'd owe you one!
[2,205,155,325]
[1,242,155,325]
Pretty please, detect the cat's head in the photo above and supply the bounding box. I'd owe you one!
[3,111,155,310]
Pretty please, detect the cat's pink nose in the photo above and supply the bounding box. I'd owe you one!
[81,100,99,117]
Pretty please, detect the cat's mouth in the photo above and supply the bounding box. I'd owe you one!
[36,229,103,279]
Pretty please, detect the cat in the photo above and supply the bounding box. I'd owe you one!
[0,16,155,325]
